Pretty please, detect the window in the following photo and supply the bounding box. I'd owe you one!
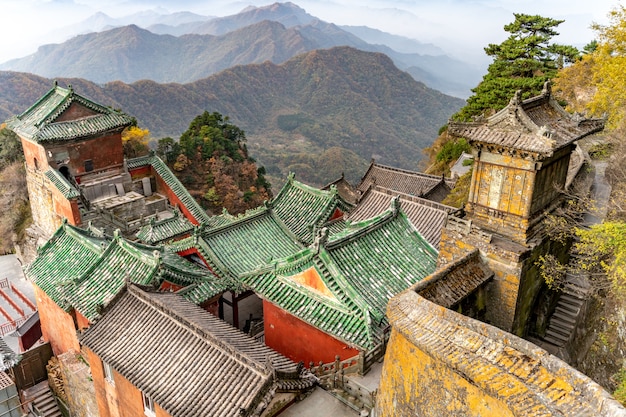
[84,159,94,172]
[103,361,114,385]
[142,391,156,417]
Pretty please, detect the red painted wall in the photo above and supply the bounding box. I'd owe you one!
[50,186,81,226]
[33,286,79,356]
[263,300,359,366]
[152,169,199,225]
[21,138,49,171]
[87,347,172,417]
[75,310,91,331]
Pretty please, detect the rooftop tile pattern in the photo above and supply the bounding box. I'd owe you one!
[357,161,456,198]
[81,285,315,417]
[200,209,303,277]
[26,223,221,321]
[240,201,438,350]
[413,250,493,308]
[271,174,353,245]
[135,210,195,244]
[448,83,605,156]
[388,285,626,417]
[348,186,459,247]
[25,221,106,310]
[7,84,133,143]
[44,168,81,199]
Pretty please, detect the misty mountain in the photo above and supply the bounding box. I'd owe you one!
[339,25,445,56]
[0,47,464,186]
[1,2,479,97]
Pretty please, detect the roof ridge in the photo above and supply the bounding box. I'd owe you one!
[326,202,397,249]
[128,285,272,377]
[202,206,269,237]
[19,84,69,124]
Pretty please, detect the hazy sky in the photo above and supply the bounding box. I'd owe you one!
[0,0,617,67]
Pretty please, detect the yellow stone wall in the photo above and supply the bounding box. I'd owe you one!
[376,329,514,417]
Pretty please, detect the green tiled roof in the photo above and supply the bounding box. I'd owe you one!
[200,209,302,277]
[135,210,195,244]
[27,223,223,322]
[239,201,438,350]
[44,168,80,199]
[25,221,107,310]
[271,173,353,245]
[7,84,133,143]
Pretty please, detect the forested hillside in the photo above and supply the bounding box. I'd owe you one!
[0,47,464,186]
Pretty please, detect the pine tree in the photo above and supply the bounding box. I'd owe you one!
[454,14,579,121]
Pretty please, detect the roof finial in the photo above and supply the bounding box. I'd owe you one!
[510,90,522,106]
[312,227,329,253]
[53,80,58,87]
[391,196,401,216]
[542,80,551,96]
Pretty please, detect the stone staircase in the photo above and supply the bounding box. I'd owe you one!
[543,281,586,347]
[23,381,62,417]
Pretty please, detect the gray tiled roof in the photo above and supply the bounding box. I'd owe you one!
[448,83,605,155]
[414,249,493,308]
[7,84,133,143]
[357,162,455,198]
[80,285,315,417]
[348,186,459,248]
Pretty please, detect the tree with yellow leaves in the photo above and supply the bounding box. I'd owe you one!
[555,5,626,127]
[122,126,151,158]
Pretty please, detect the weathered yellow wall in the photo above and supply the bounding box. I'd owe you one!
[377,329,514,417]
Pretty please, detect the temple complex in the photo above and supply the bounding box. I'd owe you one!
[4,83,625,416]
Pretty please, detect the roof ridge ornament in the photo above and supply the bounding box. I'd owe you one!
[391,196,401,216]
[542,80,552,97]
[312,227,329,253]
[509,90,522,107]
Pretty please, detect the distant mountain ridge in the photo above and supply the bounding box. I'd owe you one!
[0,47,464,186]
[0,2,480,97]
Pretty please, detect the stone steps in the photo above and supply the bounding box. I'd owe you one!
[23,381,63,417]
[542,280,587,347]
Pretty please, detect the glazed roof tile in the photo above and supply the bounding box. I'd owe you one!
[7,84,133,143]
[27,223,221,321]
[448,83,605,156]
[413,250,493,308]
[240,201,438,350]
[357,161,456,198]
[200,209,303,277]
[44,169,80,199]
[25,221,106,310]
[135,210,195,244]
[271,174,353,245]
[348,186,459,248]
[80,285,315,417]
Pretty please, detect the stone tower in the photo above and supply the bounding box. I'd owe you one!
[7,82,133,237]
[443,83,604,335]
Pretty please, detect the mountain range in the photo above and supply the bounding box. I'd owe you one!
[0,2,479,98]
[0,47,464,186]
